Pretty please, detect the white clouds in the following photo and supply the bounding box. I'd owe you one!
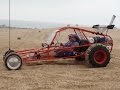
[0,0,119,26]
[0,0,9,19]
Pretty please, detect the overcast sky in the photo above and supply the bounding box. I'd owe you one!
[0,0,120,26]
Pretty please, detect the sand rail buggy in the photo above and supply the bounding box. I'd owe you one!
[3,25,114,70]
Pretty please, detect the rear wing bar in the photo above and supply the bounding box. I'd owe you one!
[92,15,116,34]
[92,24,115,29]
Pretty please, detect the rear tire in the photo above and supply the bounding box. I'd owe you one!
[85,44,110,67]
[4,53,22,70]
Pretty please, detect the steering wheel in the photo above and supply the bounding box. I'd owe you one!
[55,42,64,47]
[42,43,49,47]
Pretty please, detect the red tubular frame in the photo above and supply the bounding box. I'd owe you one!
[15,26,113,63]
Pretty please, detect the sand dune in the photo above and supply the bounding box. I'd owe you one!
[0,27,120,90]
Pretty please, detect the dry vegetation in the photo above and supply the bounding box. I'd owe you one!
[0,27,120,90]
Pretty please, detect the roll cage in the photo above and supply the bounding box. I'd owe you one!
[13,26,113,63]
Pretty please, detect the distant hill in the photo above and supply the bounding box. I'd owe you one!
[0,20,66,29]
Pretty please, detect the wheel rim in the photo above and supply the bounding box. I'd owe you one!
[94,50,107,64]
[7,55,21,70]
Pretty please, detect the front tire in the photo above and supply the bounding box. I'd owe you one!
[85,44,110,67]
[3,50,15,61]
[4,53,22,70]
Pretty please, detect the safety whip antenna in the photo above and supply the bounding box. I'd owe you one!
[9,0,11,50]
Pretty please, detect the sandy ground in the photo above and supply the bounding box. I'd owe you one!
[0,27,120,90]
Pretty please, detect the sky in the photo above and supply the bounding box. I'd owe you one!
[0,0,120,27]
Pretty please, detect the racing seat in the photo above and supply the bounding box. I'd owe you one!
[74,36,89,52]
[93,37,106,43]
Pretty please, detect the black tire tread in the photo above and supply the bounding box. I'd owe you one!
[85,44,110,67]
[4,52,22,70]
[3,50,15,61]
